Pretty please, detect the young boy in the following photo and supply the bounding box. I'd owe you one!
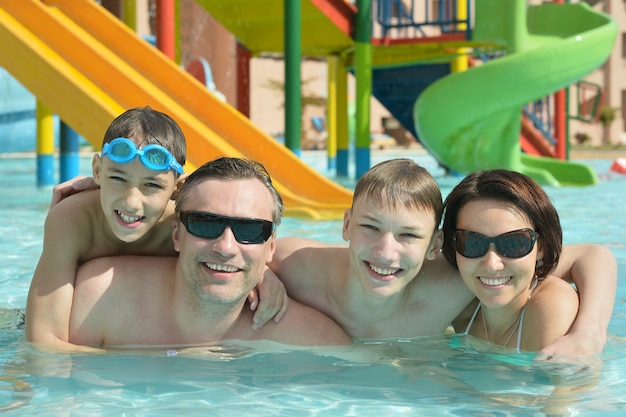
[26,106,188,352]
[269,159,616,357]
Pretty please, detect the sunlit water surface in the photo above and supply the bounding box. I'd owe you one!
[0,151,625,416]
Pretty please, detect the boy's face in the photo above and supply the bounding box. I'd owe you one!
[92,154,180,243]
[343,194,442,299]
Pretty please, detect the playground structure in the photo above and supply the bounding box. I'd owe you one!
[0,0,618,219]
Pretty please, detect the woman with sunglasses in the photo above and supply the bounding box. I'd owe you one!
[441,169,579,352]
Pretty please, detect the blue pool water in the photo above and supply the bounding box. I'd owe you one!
[1,151,625,416]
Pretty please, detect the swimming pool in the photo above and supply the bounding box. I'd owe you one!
[1,151,625,416]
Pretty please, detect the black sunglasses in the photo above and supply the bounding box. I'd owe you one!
[454,228,538,259]
[179,211,275,244]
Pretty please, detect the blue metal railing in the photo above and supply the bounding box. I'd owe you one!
[375,0,472,40]
[474,52,556,147]
[524,98,557,145]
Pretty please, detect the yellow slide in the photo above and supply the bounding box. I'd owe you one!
[0,0,352,219]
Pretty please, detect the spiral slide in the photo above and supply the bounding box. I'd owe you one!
[0,0,352,219]
[415,1,617,186]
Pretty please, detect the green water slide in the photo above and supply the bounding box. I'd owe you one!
[414,1,617,186]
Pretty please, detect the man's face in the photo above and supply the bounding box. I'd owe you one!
[172,178,276,308]
[342,194,441,299]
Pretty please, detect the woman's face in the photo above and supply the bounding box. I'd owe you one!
[454,199,542,311]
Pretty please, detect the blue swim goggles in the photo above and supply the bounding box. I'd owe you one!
[101,137,183,174]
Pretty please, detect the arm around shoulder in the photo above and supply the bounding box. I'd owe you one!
[26,197,95,347]
[551,243,617,355]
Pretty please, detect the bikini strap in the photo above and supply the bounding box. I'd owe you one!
[461,301,482,336]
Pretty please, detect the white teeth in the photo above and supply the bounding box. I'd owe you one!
[369,264,399,276]
[479,276,512,286]
[205,263,239,273]
[116,210,142,224]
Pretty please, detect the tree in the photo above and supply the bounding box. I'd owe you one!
[599,105,618,145]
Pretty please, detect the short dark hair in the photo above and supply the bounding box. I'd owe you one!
[175,157,284,225]
[102,106,186,173]
[441,169,561,279]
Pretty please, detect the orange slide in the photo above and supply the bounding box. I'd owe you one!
[519,115,556,158]
[0,0,352,219]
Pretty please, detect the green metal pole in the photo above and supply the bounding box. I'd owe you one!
[284,0,302,155]
[354,0,372,179]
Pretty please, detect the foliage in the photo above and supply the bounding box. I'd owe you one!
[599,105,618,128]
[574,132,591,145]
[263,77,326,109]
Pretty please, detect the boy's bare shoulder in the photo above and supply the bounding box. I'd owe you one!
[276,236,334,251]
[47,189,103,225]
[274,237,346,264]
[418,253,463,287]
[407,254,474,320]
[262,297,351,346]
[43,191,102,256]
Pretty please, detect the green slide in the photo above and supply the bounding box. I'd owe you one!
[414,0,617,186]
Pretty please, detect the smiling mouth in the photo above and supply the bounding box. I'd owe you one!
[116,210,144,224]
[478,276,512,286]
[367,262,400,277]
[204,262,240,273]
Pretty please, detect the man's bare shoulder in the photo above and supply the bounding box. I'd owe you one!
[71,256,177,347]
[76,256,175,291]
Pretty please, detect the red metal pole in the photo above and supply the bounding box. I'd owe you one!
[555,90,566,160]
[554,0,566,159]
[156,0,175,60]
[236,42,251,118]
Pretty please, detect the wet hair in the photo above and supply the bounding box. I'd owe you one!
[441,169,562,279]
[174,157,284,225]
[352,158,443,229]
[102,106,186,173]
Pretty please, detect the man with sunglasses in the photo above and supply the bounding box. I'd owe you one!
[67,157,351,349]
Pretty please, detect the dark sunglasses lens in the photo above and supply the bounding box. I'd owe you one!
[181,212,273,244]
[496,231,534,258]
[456,229,535,259]
[184,213,225,239]
[230,220,273,244]
[455,231,488,258]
